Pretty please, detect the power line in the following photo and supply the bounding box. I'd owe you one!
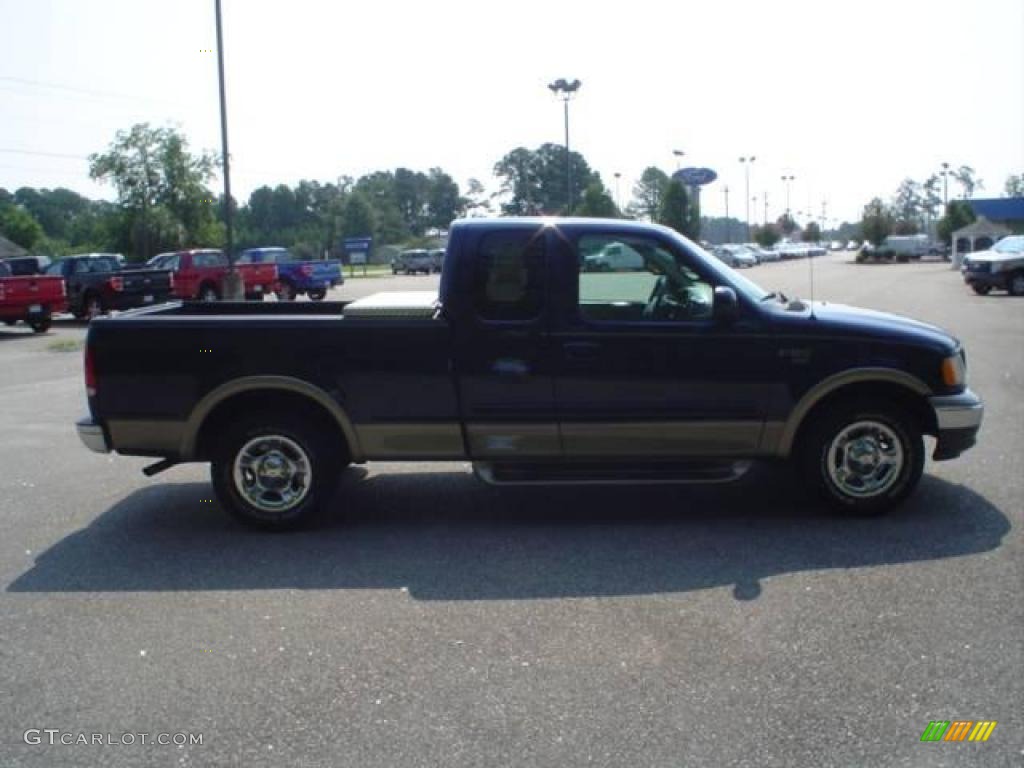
[0,148,89,161]
[0,75,184,107]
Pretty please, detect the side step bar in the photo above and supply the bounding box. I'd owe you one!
[473,460,752,486]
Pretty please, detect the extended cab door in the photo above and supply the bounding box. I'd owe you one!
[450,224,560,459]
[550,228,773,458]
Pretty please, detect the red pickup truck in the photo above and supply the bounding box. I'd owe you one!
[149,249,278,301]
[0,260,67,332]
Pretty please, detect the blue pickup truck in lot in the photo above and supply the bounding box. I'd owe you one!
[237,247,342,301]
[76,217,983,530]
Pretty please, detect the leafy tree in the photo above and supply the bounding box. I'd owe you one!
[801,222,822,242]
[776,213,797,236]
[464,178,493,216]
[951,165,983,199]
[936,201,976,245]
[0,205,44,249]
[339,193,376,240]
[658,179,695,238]
[426,168,464,230]
[89,123,217,258]
[860,198,894,246]
[752,223,781,247]
[891,178,923,232]
[493,143,597,215]
[576,181,618,218]
[1005,174,1024,197]
[631,167,669,221]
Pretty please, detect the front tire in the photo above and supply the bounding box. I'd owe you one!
[307,287,327,301]
[799,402,924,515]
[971,284,991,296]
[199,284,220,302]
[276,281,296,301]
[211,412,342,530]
[1008,271,1024,297]
[29,317,51,333]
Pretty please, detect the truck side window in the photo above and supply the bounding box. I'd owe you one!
[474,230,544,322]
[577,234,713,322]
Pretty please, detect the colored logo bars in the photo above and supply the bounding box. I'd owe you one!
[920,721,997,742]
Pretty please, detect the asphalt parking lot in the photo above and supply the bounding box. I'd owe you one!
[1,253,1021,767]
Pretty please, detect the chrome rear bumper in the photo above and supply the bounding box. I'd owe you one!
[76,416,110,454]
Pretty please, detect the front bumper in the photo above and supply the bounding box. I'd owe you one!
[929,389,984,460]
[962,270,1006,290]
[76,416,110,454]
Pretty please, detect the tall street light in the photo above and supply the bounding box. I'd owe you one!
[940,161,951,207]
[723,185,730,243]
[214,0,242,299]
[548,78,581,214]
[780,174,795,215]
[613,172,622,211]
[739,156,756,241]
[672,149,686,170]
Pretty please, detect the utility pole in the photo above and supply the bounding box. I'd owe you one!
[215,0,242,299]
[724,185,730,243]
[739,156,756,241]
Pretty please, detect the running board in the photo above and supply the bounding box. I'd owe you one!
[473,460,752,486]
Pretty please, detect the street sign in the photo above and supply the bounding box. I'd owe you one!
[674,167,718,186]
[342,237,372,272]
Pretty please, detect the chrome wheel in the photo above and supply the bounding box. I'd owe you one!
[232,435,312,514]
[826,420,904,498]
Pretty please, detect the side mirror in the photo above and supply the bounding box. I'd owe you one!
[713,286,739,323]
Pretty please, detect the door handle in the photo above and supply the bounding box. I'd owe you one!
[563,341,601,361]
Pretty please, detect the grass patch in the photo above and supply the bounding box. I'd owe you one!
[47,339,84,353]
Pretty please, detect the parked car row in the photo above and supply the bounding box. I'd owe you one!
[0,247,343,331]
[709,241,832,268]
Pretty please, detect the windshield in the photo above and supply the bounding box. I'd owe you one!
[665,230,769,302]
[993,236,1024,254]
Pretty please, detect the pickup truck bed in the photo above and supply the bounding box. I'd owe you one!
[0,263,66,332]
[77,217,984,529]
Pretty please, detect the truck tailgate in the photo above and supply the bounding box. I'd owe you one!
[0,275,65,310]
[238,263,278,288]
[120,269,173,295]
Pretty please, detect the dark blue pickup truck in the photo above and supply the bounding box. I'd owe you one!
[237,247,342,301]
[76,218,983,529]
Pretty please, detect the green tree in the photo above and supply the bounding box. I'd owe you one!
[936,201,976,245]
[861,198,894,246]
[89,123,217,258]
[493,143,597,215]
[631,167,669,221]
[1005,174,1024,197]
[576,181,618,218]
[0,205,44,249]
[658,179,692,237]
[426,168,464,230]
[891,178,923,233]
[802,221,822,242]
[339,193,376,240]
[752,222,781,247]
[951,165,983,199]
[776,213,797,236]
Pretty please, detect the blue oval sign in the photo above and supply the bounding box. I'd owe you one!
[674,167,718,186]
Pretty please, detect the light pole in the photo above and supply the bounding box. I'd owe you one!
[672,149,686,170]
[940,161,950,208]
[613,172,622,212]
[214,0,242,299]
[739,156,756,241]
[780,174,795,215]
[724,185,730,243]
[548,78,581,214]
[763,191,769,225]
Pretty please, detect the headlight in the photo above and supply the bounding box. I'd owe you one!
[941,353,966,388]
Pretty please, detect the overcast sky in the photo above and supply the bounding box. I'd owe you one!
[1,0,1022,224]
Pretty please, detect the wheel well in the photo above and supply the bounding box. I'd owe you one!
[791,381,937,455]
[194,389,350,461]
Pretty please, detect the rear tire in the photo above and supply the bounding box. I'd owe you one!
[84,293,104,321]
[210,412,343,530]
[29,317,51,333]
[276,281,296,301]
[971,284,991,296]
[798,401,924,515]
[199,284,220,302]
[307,287,327,301]
[1008,271,1024,297]
[2,319,16,327]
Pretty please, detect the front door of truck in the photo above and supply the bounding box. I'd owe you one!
[451,225,559,459]
[551,230,772,458]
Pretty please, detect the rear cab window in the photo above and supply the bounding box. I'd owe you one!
[473,229,545,322]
